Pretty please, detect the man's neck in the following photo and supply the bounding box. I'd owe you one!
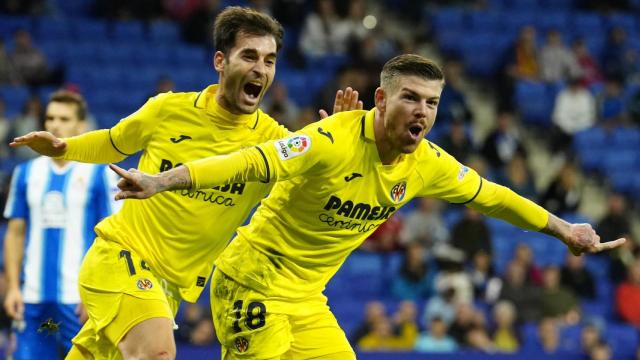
[373,110,401,165]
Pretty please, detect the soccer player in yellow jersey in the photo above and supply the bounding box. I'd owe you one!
[111,53,627,360]
[10,7,361,360]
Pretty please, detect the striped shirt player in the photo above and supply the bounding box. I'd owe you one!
[3,156,118,358]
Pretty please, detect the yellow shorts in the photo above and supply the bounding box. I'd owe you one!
[211,269,354,359]
[71,237,180,359]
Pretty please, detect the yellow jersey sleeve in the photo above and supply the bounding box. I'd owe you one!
[256,127,335,181]
[109,93,168,155]
[60,129,127,163]
[417,141,483,203]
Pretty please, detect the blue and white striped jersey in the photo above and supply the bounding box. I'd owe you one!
[3,157,120,304]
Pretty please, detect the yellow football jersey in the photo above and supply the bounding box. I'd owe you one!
[95,85,288,302]
[215,108,485,299]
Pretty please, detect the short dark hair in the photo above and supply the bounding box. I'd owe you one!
[380,54,444,91]
[213,6,284,55]
[49,90,87,121]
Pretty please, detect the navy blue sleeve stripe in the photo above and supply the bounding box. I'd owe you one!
[109,128,134,156]
[255,146,270,183]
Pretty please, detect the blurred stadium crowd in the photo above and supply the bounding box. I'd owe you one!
[0,0,640,359]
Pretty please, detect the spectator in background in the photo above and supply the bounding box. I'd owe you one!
[551,77,596,154]
[615,259,640,326]
[540,162,582,215]
[357,316,404,351]
[447,303,485,348]
[434,251,474,305]
[572,39,603,87]
[0,40,21,85]
[498,155,538,201]
[9,29,48,87]
[597,78,627,126]
[450,208,492,261]
[466,326,494,352]
[391,242,436,300]
[351,301,386,344]
[361,214,403,252]
[261,82,300,130]
[497,25,539,111]
[399,197,449,250]
[299,0,352,57]
[469,250,500,302]
[589,342,612,360]
[581,321,604,356]
[513,242,543,285]
[438,58,473,124]
[481,111,526,170]
[0,98,11,159]
[498,260,542,323]
[391,301,420,349]
[175,303,206,343]
[181,0,221,45]
[424,287,457,327]
[535,317,560,354]
[539,29,581,83]
[597,192,631,237]
[602,27,631,80]
[414,316,458,353]
[561,253,596,299]
[189,318,216,345]
[540,266,580,322]
[492,300,520,353]
[10,96,42,160]
[438,119,472,163]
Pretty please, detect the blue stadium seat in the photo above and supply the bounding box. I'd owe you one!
[573,127,608,151]
[609,169,636,194]
[35,18,71,42]
[431,8,465,34]
[606,13,637,34]
[173,45,207,67]
[72,19,109,42]
[460,32,510,77]
[133,44,174,67]
[584,255,610,280]
[604,323,639,357]
[0,85,30,117]
[39,41,67,66]
[340,252,384,298]
[502,10,537,33]
[0,15,33,36]
[515,80,553,126]
[99,44,136,65]
[602,150,636,174]
[572,13,604,37]
[612,127,640,150]
[435,29,465,56]
[149,21,180,44]
[536,11,570,33]
[467,11,502,33]
[112,21,146,42]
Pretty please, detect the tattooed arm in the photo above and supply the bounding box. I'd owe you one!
[109,164,192,200]
[541,213,625,255]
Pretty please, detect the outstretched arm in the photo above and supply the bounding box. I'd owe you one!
[109,145,269,200]
[542,213,625,255]
[10,129,127,163]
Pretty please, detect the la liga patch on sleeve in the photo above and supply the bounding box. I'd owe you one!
[275,135,312,160]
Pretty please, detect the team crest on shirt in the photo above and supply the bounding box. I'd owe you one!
[390,181,407,203]
[275,135,311,160]
[234,336,249,353]
[136,278,153,290]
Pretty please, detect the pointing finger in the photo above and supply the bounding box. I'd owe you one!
[595,238,626,252]
[109,164,132,179]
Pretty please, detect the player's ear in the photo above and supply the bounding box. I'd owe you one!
[374,87,386,112]
[213,51,226,72]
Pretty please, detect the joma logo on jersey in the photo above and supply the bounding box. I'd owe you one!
[323,195,395,220]
[390,181,407,203]
[160,159,245,194]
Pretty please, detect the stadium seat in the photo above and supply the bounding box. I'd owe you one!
[606,13,637,34]
[460,32,509,77]
[149,21,180,44]
[572,13,604,37]
[502,10,537,33]
[515,80,553,126]
[467,11,502,33]
[535,11,571,33]
[0,15,33,36]
[112,21,146,42]
[431,7,465,34]
[72,19,109,42]
[604,323,639,357]
[573,127,608,151]
[0,85,30,117]
[35,18,71,42]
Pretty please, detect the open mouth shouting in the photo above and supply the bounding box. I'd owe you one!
[408,123,424,141]
[242,80,263,105]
